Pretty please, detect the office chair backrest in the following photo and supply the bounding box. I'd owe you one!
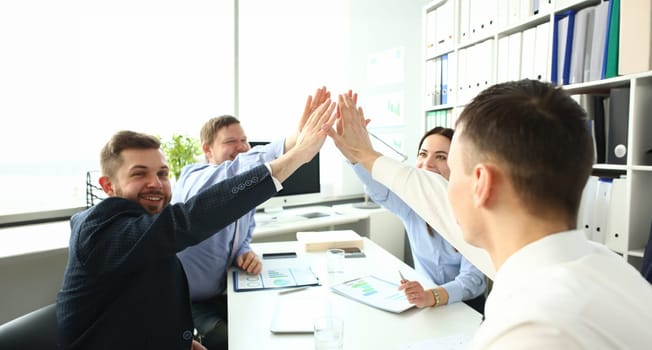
[0,303,59,350]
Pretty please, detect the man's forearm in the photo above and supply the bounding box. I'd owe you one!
[268,146,312,183]
[283,134,298,154]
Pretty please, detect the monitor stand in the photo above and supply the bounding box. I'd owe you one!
[352,195,380,209]
[263,206,284,214]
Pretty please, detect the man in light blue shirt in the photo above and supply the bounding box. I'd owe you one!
[172,87,330,348]
[350,127,486,313]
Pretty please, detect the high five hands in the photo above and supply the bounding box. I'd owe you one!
[327,91,382,169]
[287,88,381,170]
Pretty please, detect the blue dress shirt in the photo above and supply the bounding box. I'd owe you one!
[172,140,285,300]
[352,163,486,303]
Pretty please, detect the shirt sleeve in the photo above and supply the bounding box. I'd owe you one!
[440,254,487,303]
[476,322,582,349]
[173,139,286,203]
[351,162,414,219]
[234,214,255,260]
[371,156,495,279]
[264,162,283,191]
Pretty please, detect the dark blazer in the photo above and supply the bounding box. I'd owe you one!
[642,221,652,284]
[56,164,276,349]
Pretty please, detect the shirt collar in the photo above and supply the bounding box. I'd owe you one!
[495,230,590,282]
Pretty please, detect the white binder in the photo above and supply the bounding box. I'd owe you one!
[605,177,628,253]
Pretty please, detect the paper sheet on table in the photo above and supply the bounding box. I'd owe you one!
[399,333,472,350]
[233,256,319,292]
[269,295,330,333]
[330,275,414,313]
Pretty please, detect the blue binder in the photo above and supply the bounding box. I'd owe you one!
[551,10,576,84]
[441,53,449,105]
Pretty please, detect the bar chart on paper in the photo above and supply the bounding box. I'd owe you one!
[330,275,415,313]
[233,257,320,291]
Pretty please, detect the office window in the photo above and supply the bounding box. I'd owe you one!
[238,0,349,138]
[238,0,357,198]
[0,1,234,217]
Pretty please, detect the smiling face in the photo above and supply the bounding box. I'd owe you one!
[415,133,451,180]
[100,148,172,215]
[204,123,251,165]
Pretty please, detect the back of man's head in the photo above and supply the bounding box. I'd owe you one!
[455,79,593,226]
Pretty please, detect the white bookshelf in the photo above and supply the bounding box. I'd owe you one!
[422,0,652,269]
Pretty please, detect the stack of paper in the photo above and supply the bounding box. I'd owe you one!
[296,230,364,252]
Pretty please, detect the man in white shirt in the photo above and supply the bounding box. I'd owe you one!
[329,81,652,349]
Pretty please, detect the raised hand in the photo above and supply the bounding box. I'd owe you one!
[299,86,331,132]
[328,93,379,167]
[270,98,336,183]
[293,98,337,160]
[286,86,331,151]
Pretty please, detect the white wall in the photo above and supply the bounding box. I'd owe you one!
[348,0,433,164]
[238,0,431,198]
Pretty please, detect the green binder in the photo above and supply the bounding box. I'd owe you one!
[603,0,620,78]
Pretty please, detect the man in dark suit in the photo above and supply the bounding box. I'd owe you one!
[56,98,336,350]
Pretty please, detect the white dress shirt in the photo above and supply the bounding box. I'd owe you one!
[372,156,652,349]
[472,230,652,349]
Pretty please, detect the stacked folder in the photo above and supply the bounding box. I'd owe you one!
[577,175,628,253]
[552,0,615,85]
[296,230,364,252]
[573,87,630,165]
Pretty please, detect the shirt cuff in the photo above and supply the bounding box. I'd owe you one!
[264,162,283,191]
[440,282,464,304]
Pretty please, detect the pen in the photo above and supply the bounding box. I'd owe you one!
[278,286,309,295]
[398,270,407,282]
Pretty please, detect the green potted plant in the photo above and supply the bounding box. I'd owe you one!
[160,134,202,181]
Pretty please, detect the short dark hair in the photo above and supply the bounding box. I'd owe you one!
[455,79,593,226]
[418,126,454,154]
[100,130,161,179]
[199,115,241,146]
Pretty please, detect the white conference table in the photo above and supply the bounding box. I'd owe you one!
[227,237,482,349]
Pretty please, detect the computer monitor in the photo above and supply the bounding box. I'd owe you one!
[249,141,322,212]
